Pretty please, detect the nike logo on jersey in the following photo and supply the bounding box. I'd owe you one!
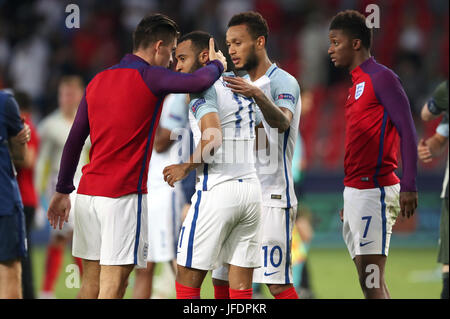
[264,271,280,276]
[359,240,374,247]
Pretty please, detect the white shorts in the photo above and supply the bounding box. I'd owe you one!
[343,184,400,259]
[72,193,149,269]
[250,206,297,284]
[177,179,262,271]
[147,187,182,262]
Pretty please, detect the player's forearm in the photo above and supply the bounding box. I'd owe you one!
[8,139,26,161]
[13,146,35,169]
[387,101,419,192]
[394,114,418,192]
[185,136,222,172]
[149,60,224,96]
[253,90,290,133]
[186,60,224,93]
[399,137,418,192]
[56,133,86,194]
[56,96,90,194]
[154,127,174,153]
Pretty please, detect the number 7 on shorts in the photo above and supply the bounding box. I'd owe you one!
[361,216,372,238]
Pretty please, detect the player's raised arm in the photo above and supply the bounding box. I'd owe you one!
[142,39,227,96]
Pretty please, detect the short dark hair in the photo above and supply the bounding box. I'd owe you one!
[133,13,180,51]
[329,10,372,49]
[227,11,269,42]
[178,31,218,54]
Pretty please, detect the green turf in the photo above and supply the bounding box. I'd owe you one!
[30,245,442,299]
[307,247,442,299]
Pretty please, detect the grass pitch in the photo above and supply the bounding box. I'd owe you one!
[30,245,441,299]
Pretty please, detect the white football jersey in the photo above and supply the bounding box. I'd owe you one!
[188,73,258,191]
[250,64,301,208]
[35,110,90,193]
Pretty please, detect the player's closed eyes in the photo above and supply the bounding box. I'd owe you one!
[226,42,241,47]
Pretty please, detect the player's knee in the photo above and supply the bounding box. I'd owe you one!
[99,281,126,298]
[175,265,190,283]
[135,263,154,277]
[81,280,100,298]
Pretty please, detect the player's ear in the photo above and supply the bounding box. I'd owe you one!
[199,49,209,64]
[256,36,265,50]
[154,40,164,53]
[352,38,362,51]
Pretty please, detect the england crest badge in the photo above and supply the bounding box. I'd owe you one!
[355,82,365,100]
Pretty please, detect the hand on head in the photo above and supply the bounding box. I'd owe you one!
[208,38,227,71]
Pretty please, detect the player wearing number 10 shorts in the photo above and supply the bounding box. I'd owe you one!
[211,12,301,299]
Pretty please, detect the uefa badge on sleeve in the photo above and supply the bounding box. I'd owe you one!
[355,82,365,100]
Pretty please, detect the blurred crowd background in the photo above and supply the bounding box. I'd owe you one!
[0,0,448,245]
[1,0,448,172]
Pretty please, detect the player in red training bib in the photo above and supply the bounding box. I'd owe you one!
[46,14,227,299]
[328,10,418,299]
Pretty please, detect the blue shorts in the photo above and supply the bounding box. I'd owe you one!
[0,206,27,262]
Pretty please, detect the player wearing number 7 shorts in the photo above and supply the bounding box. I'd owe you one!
[328,10,418,299]
[211,12,301,299]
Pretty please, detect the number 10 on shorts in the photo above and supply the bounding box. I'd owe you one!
[262,245,282,268]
